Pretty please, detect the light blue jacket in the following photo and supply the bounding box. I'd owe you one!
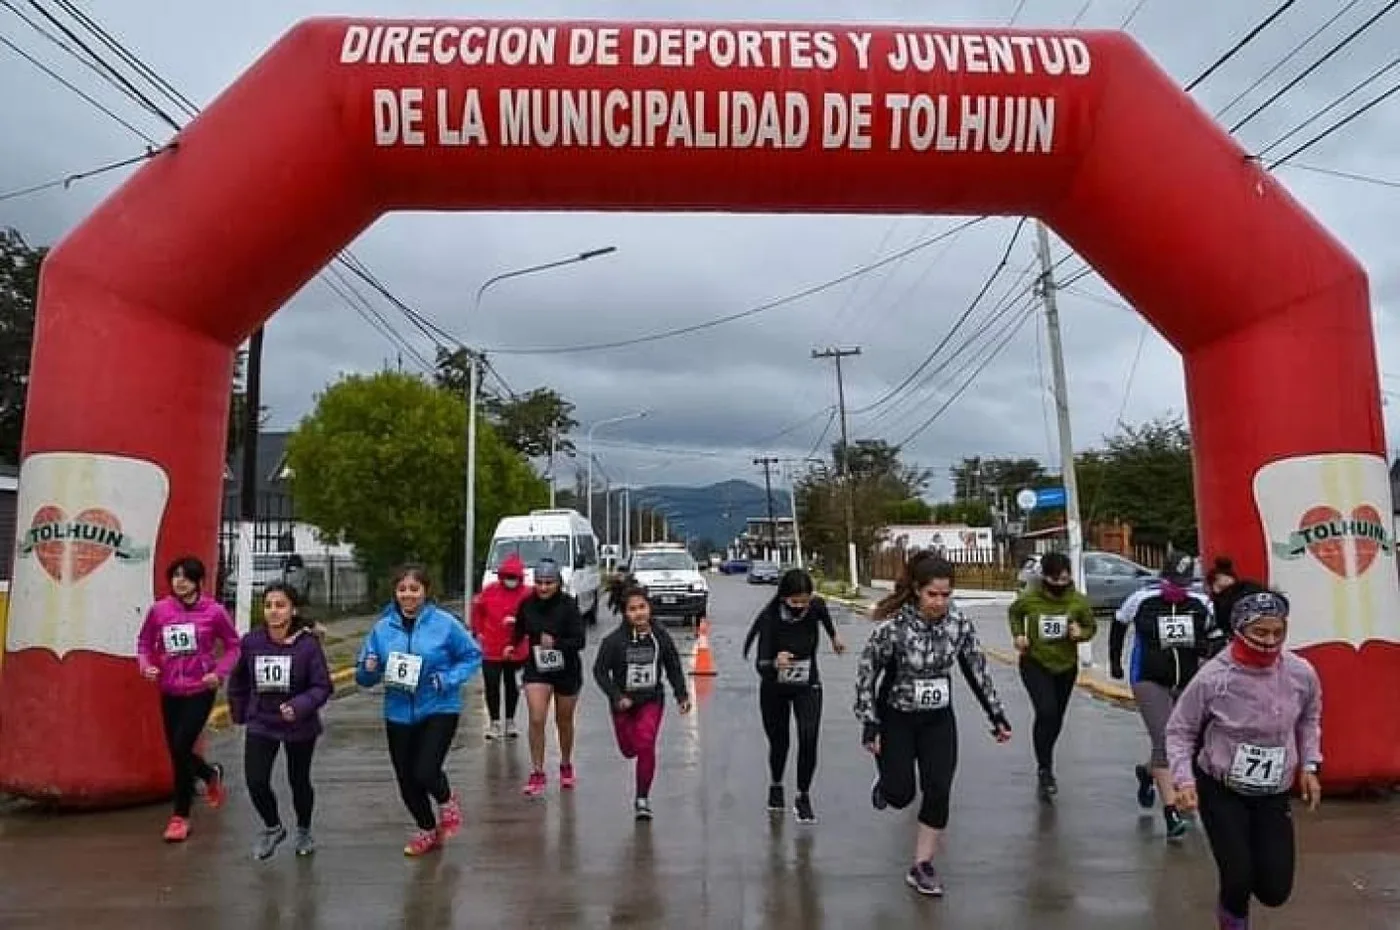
[355,602,483,724]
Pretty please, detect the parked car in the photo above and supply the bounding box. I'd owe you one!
[1018,550,1164,613]
[719,558,752,575]
[626,543,708,626]
[747,560,781,584]
[481,509,601,624]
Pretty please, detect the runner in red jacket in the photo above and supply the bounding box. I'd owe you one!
[472,553,530,740]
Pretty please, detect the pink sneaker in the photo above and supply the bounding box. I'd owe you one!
[203,763,227,809]
[438,793,463,838]
[560,763,577,790]
[403,829,439,857]
[163,816,190,843]
[522,770,547,797]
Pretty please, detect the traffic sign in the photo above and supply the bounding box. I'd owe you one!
[1016,486,1067,510]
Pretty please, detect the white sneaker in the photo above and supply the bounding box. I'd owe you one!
[485,721,501,741]
[504,719,519,740]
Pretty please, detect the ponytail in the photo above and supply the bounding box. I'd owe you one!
[607,573,648,616]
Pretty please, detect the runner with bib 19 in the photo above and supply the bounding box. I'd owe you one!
[855,552,1012,897]
[1166,584,1322,930]
[592,574,691,821]
[355,565,484,857]
[1007,551,1095,802]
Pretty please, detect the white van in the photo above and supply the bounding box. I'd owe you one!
[481,509,601,624]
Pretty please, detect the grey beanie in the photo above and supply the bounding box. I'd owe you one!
[535,558,561,582]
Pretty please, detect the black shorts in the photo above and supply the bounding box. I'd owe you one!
[522,670,583,698]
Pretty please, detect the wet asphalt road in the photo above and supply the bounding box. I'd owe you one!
[0,579,1397,929]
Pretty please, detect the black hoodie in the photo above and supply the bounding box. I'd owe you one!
[743,596,837,690]
[512,590,586,681]
[593,622,688,709]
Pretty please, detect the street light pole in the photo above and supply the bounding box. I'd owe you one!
[464,246,617,599]
[585,410,648,529]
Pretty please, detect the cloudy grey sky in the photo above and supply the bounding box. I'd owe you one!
[3,0,1399,504]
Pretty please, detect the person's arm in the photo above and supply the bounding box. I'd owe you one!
[1296,662,1324,772]
[658,626,690,705]
[211,606,242,681]
[289,639,334,716]
[1165,672,1211,789]
[439,618,484,692]
[592,634,625,706]
[1008,596,1028,639]
[743,610,775,671]
[1109,619,1129,679]
[226,641,251,724]
[853,622,895,737]
[1073,597,1097,640]
[813,599,837,640]
[136,605,161,677]
[556,599,587,652]
[955,619,1010,730]
[469,594,485,639]
[355,624,385,688]
[742,610,765,660]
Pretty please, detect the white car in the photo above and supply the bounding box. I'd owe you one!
[481,509,602,624]
[626,544,708,626]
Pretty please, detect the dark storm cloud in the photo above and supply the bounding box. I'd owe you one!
[2,0,1397,493]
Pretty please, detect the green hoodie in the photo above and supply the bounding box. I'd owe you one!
[1008,584,1096,674]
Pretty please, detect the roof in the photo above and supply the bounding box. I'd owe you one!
[225,431,293,494]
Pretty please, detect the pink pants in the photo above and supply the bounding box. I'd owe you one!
[612,699,664,798]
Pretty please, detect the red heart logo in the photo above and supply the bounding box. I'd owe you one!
[26,506,123,583]
[1298,504,1384,578]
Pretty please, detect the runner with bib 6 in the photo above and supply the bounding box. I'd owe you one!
[593,574,691,821]
[742,568,845,824]
[355,565,483,857]
[1165,585,1323,930]
[855,553,1011,898]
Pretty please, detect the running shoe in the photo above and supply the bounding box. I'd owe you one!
[1037,768,1058,801]
[767,784,785,812]
[253,825,287,860]
[403,829,439,857]
[1216,904,1249,929]
[634,798,653,821]
[793,793,817,825]
[438,793,463,838]
[870,775,888,811]
[560,763,577,790]
[204,763,227,809]
[906,860,945,897]
[504,719,520,740]
[294,828,316,857]
[1164,807,1187,841]
[1135,764,1157,809]
[162,815,190,843]
[485,721,502,741]
[522,770,547,797]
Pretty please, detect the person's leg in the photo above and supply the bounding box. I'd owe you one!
[1195,771,1256,921]
[386,722,436,831]
[1249,792,1297,909]
[284,738,317,830]
[1018,656,1061,780]
[160,695,194,819]
[915,714,958,859]
[613,706,640,759]
[482,661,503,723]
[182,690,219,783]
[414,714,460,805]
[524,683,553,772]
[502,662,522,722]
[1131,682,1183,832]
[165,694,217,817]
[874,710,918,810]
[759,685,792,786]
[243,733,283,829]
[793,688,823,795]
[631,700,665,799]
[555,691,580,768]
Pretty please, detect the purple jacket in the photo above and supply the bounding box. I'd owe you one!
[226,626,333,743]
[137,594,241,696]
[1165,649,1323,794]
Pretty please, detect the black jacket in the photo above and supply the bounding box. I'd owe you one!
[743,596,837,690]
[593,622,688,708]
[511,591,586,680]
[1110,589,1213,690]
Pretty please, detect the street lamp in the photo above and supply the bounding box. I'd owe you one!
[586,410,649,527]
[463,246,617,599]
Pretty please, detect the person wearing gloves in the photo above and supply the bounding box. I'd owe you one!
[592,574,691,820]
[355,565,483,857]
[472,553,530,741]
[1165,583,1323,930]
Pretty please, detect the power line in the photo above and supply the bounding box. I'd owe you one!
[51,0,198,119]
[1185,0,1299,92]
[484,217,990,356]
[1256,53,1400,158]
[803,409,838,461]
[0,146,161,202]
[1269,76,1400,167]
[1120,0,1151,29]
[1286,161,1400,190]
[0,29,157,143]
[1069,0,1095,27]
[1006,0,1030,26]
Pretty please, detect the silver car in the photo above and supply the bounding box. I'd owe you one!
[1018,550,1161,612]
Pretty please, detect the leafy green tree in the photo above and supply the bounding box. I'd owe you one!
[434,347,578,458]
[1076,415,1197,548]
[285,371,547,592]
[0,229,45,465]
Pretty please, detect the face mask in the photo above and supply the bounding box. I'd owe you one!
[503,579,520,589]
[1042,580,1071,596]
[1231,633,1283,667]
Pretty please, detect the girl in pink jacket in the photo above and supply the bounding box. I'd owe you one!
[136,556,241,843]
[1165,584,1323,930]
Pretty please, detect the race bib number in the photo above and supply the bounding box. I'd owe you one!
[777,659,811,685]
[254,655,292,693]
[1038,615,1068,641]
[912,676,951,711]
[534,646,566,672]
[385,651,423,691]
[162,622,197,656]
[625,662,657,691]
[1228,744,1287,792]
[1157,615,1194,649]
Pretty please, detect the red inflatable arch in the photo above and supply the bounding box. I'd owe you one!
[3,18,1398,806]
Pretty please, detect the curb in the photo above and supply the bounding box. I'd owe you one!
[206,664,361,732]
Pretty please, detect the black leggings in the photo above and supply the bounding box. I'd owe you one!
[244,734,317,830]
[1018,656,1077,772]
[1196,771,1296,919]
[482,660,522,721]
[759,683,823,793]
[160,691,218,817]
[387,714,459,831]
[876,708,958,829]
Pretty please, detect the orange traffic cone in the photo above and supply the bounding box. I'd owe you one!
[690,618,717,677]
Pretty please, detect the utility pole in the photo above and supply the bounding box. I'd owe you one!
[1034,221,1089,666]
[754,456,780,560]
[548,426,557,508]
[812,346,862,587]
[235,326,264,634]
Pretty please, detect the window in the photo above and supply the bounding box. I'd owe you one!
[574,535,598,568]
[487,536,570,571]
[630,551,695,572]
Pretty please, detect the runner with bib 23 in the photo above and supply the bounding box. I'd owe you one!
[855,552,1011,898]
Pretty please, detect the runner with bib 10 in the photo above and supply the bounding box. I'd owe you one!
[1165,584,1323,930]
[855,553,1011,898]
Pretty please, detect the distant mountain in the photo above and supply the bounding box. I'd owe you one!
[634,479,792,551]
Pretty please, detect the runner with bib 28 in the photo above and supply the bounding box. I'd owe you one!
[1007,551,1095,801]
[1165,584,1322,930]
[355,565,483,857]
[855,552,1011,898]
[1110,552,1214,840]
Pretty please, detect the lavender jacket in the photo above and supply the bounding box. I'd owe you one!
[226,626,333,743]
[1165,648,1323,794]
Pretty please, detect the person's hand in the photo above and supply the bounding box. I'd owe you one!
[279,703,297,722]
[775,651,792,670]
[1300,771,1322,811]
[831,636,847,655]
[1069,621,1085,641]
[364,654,379,673]
[541,633,556,649]
[864,735,881,756]
[617,696,633,712]
[678,699,692,714]
[992,722,1012,743]
[142,666,159,681]
[501,646,514,661]
[504,615,516,626]
[1175,782,1198,813]
[1014,635,1030,653]
[201,672,220,690]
